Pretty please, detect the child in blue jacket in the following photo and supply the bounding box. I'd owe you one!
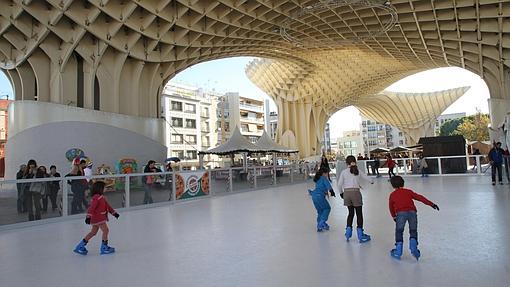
[309,168,333,232]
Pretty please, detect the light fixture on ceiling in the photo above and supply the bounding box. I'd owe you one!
[280,0,398,48]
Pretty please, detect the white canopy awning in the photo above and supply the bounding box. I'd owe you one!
[254,130,299,153]
[199,127,264,155]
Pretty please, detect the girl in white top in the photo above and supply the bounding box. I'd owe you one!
[336,155,374,243]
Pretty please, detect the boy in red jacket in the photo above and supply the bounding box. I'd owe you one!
[388,176,439,260]
[74,181,119,255]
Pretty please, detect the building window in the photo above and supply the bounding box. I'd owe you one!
[201,107,209,117]
[184,103,196,113]
[398,132,403,136]
[202,136,210,147]
[171,150,184,158]
[171,117,183,127]
[185,135,197,144]
[171,101,182,111]
[399,140,404,145]
[185,119,196,129]
[185,150,197,160]
[201,121,210,133]
[248,136,258,143]
[171,134,183,144]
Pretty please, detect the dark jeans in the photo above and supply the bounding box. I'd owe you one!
[388,167,396,178]
[395,211,418,243]
[25,191,42,221]
[17,186,26,213]
[71,189,88,214]
[143,184,154,204]
[42,187,59,211]
[492,163,503,183]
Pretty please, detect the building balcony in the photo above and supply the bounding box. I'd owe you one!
[239,103,263,113]
[239,117,264,124]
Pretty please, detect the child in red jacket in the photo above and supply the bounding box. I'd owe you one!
[383,154,397,180]
[74,181,119,255]
[388,176,439,260]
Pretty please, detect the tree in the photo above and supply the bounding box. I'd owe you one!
[439,118,463,136]
[455,112,490,141]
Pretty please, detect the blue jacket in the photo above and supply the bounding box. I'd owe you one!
[489,147,504,164]
[309,176,332,197]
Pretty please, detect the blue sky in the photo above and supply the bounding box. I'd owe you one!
[1,58,489,139]
[0,71,13,99]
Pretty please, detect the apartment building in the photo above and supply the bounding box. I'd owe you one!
[161,83,219,166]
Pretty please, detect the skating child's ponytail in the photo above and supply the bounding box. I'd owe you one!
[91,181,106,196]
[345,155,359,176]
[313,167,329,182]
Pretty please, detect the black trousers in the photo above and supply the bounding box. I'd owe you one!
[492,163,503,183]
[346,206,364,228]
[25,192,42,221]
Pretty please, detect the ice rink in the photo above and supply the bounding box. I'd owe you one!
[0,176,509,287]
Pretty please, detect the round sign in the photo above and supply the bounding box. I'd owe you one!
[186,175,199,196]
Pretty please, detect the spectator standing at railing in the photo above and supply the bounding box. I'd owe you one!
[44,165,61,212]
[22,160,37,220]
[26,166,48,221]
[16,164,26,213]
[418,154,429,177]
[472,149,481,172]
[488,142,505,185]
[67,159,89,214]
[142,160,161,204]
[372,155,381,178]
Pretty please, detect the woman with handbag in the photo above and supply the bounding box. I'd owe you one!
[26,165,48,221]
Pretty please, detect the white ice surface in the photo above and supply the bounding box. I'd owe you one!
[1,176,509,287]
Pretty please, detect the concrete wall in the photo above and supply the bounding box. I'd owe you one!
[5,101,166,179]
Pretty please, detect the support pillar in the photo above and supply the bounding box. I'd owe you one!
[488,98,510,130]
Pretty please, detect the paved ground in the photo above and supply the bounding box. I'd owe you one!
[0,176,509,287]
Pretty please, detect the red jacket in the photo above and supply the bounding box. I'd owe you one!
[388,188,434,218]
[87,194,116,225]
[387,158,396,168]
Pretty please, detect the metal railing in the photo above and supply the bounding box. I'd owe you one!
[0,155,494,229]
[0,164,312,229]
[355,155,487,176]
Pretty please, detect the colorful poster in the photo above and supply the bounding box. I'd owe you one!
[176,171,210,200]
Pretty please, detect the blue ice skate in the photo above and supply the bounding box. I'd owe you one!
[356,227,371,243]
[409,238,420,260]
[345,227,352,241]
[390,242,403,259]
[100,243,115,255]
[73,240,88,255]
